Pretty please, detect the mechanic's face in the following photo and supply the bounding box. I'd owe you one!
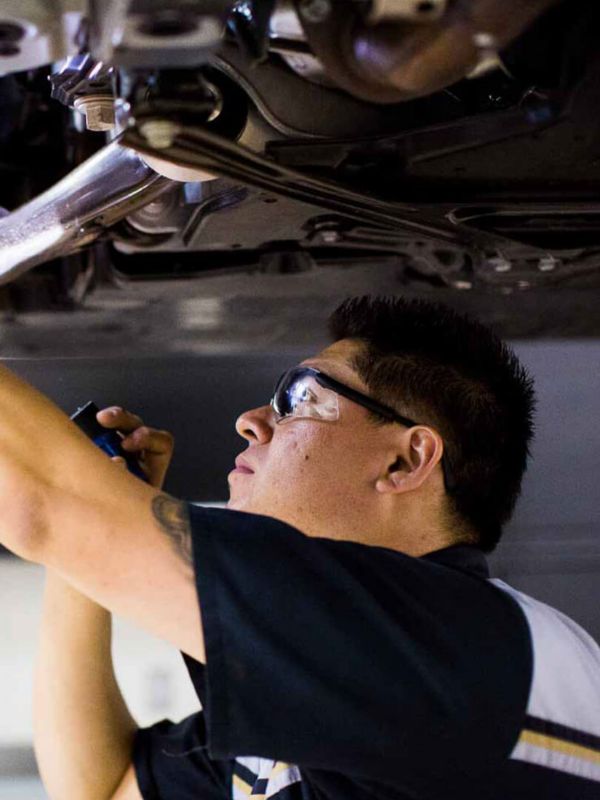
[228,339,402,540]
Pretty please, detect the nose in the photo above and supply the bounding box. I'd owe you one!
[235,404,275,444]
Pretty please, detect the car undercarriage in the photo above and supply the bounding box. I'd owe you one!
[0,0,599,349]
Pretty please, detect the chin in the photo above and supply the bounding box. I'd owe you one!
[227,493,273,519]
[226,492,250,511]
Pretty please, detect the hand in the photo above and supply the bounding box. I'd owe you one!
[96,407,174,490]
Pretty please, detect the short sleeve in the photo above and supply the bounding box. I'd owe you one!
[133,713,231,800]
[188,505,532,791]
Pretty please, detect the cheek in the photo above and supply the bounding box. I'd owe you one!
[264,427,324,481]
[272,426,352,487]
[269,438,311,483]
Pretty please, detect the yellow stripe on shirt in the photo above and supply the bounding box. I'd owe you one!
[520,730,600,765]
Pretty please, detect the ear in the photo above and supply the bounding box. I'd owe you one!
[375,426,444,495]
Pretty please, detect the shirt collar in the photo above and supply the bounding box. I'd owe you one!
[421,544,490,579]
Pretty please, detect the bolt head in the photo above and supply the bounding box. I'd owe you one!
[538,256,557,272]
[74,96,115,132]
[488,256,511,273]
[139,120,179,149]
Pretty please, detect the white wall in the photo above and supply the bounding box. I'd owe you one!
[0,560,200,748]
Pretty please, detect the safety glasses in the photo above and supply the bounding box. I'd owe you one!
[270,366,454,491]
[271,367,418,427]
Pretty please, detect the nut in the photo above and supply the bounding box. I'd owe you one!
[73,95,116,132]
[139,120,180,150]
[538,256,558,272]
[488,255,512,273]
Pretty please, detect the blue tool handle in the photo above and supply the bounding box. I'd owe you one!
[70,401,148,483]
[92,430,148,482]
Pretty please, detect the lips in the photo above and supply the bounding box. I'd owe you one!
[234,455,255,474]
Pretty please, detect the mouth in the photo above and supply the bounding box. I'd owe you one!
[232,455,255,475]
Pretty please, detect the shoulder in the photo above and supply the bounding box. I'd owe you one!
[491,579,600,727]
[490,580,600,782]
[490,578,600,669]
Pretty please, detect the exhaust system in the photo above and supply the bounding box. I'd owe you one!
[0,141,171,287]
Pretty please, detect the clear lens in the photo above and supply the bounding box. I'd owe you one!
[274,369,339,422]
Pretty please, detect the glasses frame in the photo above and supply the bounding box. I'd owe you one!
[271,366,455,492]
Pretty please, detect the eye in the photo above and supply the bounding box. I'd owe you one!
[294,384,318,405]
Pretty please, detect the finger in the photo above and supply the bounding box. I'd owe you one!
[120,427,174,456]
[121,428,173,489]
[97,406,144,433]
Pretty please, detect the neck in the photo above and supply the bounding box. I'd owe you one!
[367,495,458,557]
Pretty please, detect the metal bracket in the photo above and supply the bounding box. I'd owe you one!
[89,0,232,67]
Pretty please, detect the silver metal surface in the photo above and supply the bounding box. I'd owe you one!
[270,0,329,82]
[270,2,328,84]
[0,141,170,286]
[0,0,83,75]
[91,0,226,67]
[92,0,131,63]
[270,1,305,39]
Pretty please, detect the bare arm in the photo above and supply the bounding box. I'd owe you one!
[0,364,205,661]
[111,766,143,799]
[34,409,177,800]
[34,574,138,800]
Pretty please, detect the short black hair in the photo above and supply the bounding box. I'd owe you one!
[328,296,535,552]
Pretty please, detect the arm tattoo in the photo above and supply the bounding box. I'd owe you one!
[152,495,193,568]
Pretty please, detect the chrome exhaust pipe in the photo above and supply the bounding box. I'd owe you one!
[0,141,170,286]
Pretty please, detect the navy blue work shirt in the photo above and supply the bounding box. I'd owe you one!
[133,506,600,799]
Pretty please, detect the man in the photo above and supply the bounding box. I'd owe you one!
[1,296,596,799]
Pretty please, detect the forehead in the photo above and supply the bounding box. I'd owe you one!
[301,338,367,390]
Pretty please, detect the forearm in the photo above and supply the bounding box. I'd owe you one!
[34,571,137,800]
[0,363,153,562]
[0,362,204,658]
